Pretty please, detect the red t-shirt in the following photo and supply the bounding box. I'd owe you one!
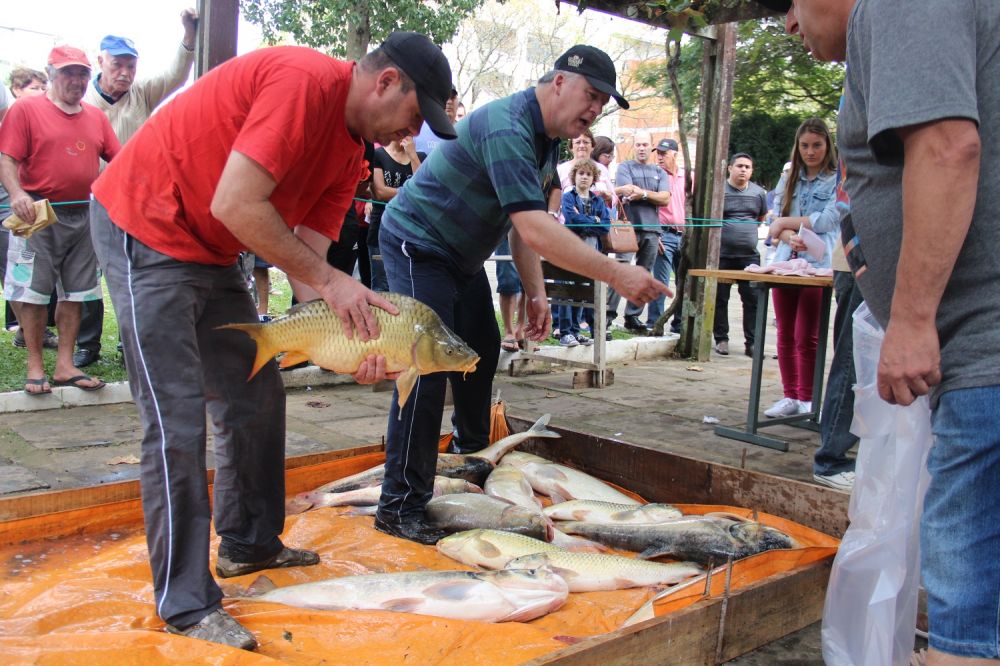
[0,95,120,203]
[91,47,365,265]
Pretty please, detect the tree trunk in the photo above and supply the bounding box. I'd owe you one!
[652,35,692,338]
[345,0,371,61]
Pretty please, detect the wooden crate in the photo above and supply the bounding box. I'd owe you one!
[0,417,846,664]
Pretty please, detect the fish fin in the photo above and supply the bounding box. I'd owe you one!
[342,505,378,517]
[423,580,482,600]
[286,300,321,315]
[548,484,572,504]
[474,538,503,560]
[638,545,673,560]
[216,322,278,379]
[278,351,310,369]
[245,575,277,597]
[394,367,419,412]
[380,597,425,613]
[528,413,560,440]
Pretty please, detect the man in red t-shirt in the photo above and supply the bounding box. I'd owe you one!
[88,32,455,650]
[0,45,120,396]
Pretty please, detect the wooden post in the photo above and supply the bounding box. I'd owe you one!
[677,23,736,361]
[196,0,239,77]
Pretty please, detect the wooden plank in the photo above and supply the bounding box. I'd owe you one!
[524,599,721,666]
[689,268,834,288]
[527,559,831,665]
[717,560,832,661]
[506,415,849,538]
[0,444,383,522]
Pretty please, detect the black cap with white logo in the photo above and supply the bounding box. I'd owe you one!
[381,31,456,139]
[554,44,629,109]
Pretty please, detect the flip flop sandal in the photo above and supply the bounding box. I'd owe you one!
[501,338,519,352]
[24,377,52,395]
[52,374,106,391]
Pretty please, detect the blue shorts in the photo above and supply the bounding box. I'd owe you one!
[494,237,522,295]
[921,385,1000,658]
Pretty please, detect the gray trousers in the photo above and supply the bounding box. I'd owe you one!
[90,200,286,629]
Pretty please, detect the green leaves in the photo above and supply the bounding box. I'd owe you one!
[240,0,485,59]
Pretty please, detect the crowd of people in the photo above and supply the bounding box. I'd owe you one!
[0,9,199,394]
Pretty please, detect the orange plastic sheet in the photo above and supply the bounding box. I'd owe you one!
[0,405,838,665]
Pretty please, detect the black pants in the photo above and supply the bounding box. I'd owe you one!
[376,224,500,521]
[713,254,759,347]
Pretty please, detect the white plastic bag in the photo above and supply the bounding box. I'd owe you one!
[821,302,932,666]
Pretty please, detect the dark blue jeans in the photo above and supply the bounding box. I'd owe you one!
[376,224,500,521]
[814,270,863,476]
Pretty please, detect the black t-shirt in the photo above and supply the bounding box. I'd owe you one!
[370,147,426,228]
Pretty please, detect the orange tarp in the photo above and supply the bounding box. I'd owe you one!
[0,405,838,664]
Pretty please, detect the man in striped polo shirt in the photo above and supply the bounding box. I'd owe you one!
[375,45,670,544]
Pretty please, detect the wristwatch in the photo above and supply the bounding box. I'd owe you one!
[641,190,647,201]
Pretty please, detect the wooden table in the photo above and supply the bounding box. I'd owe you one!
[690,268,834,451]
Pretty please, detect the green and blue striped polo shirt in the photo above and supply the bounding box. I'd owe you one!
[382,88,560,275]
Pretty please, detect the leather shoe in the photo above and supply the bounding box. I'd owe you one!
[714,341,729,355]
[623,315,646,333]
[215,546,320,579]
[73,348,101,367]
[374,514,447,545]
[744,345,754,357]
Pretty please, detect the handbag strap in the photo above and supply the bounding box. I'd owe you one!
[616,200,630,224]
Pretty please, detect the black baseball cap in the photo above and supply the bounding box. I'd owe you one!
[656,138,679,152]
[554,45,630,109]
[755,0,791,11]
[380,31,456,139]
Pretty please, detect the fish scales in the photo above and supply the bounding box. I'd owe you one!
[505,551,703,592]
[218,293,479,409]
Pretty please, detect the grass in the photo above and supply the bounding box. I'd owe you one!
[0,272,295,394]
[0,269,637,392]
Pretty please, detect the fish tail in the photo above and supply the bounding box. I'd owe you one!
[528,413,560,439]
[216,322,279,380]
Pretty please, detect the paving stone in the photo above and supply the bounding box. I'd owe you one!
[0,465,49,494]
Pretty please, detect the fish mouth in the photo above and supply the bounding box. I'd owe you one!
[461,357,480,379]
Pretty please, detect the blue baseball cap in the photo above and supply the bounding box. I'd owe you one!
[100,35,138,58]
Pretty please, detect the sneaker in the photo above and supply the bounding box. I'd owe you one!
[166,608,257,651]
[813,470,856,491]
[559,334,579,347]
[714,340,729,355]
[764,397,800,418]
[215,546,320,579]
[797,400,813,414]
[575,333,594,346]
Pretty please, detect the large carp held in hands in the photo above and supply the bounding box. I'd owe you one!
[218,293,479,409]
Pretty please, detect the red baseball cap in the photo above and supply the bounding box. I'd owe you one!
[48,45,91,70]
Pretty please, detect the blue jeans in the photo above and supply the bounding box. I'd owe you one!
[376,224,500,520]
[647,230,682,326]
[921,385,1000,658]
[814,271,863,476]
[494,237,522,295]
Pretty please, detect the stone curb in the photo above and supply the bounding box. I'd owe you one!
[0,336,677,414]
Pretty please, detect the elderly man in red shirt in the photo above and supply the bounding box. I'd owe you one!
[89,32,455,650]
[0,45,120,395]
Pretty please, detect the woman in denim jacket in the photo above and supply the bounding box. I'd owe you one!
[763,118,839,418]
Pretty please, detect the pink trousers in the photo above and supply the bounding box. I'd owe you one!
[772,286,824,402]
